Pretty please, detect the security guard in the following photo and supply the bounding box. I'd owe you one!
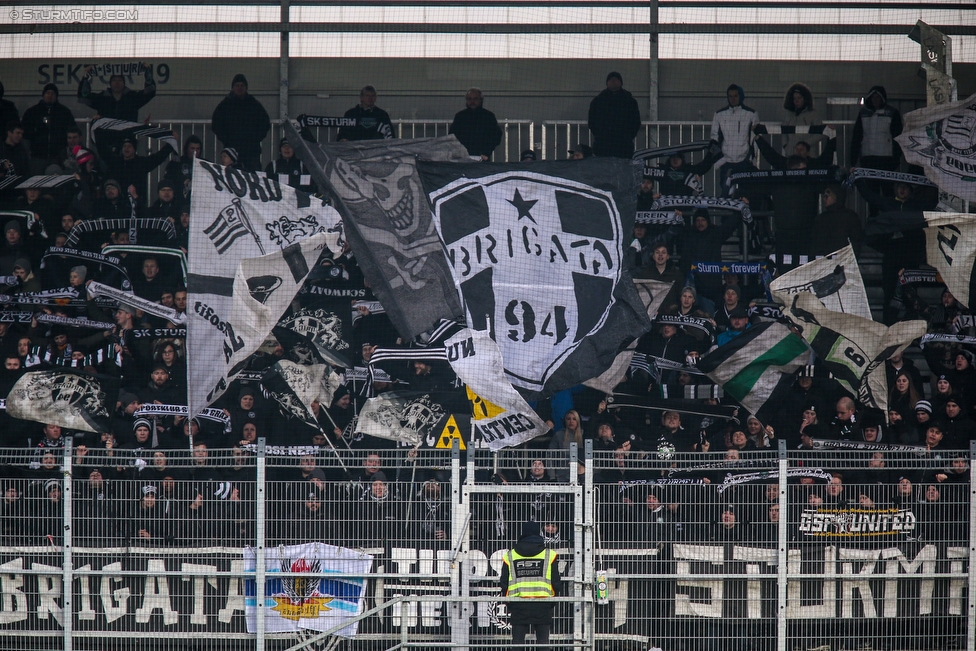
[501,520,562,647]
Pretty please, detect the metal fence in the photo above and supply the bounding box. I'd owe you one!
[0,439,971,651]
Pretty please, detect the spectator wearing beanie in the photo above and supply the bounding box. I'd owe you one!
[12,257,40,293]
[105,136,175,205]
[811,183,863,257]
[21,83,78,174]
[149,178,181,221]
[0,220,28,275]
[265,137,316,193]
[211,74,271,172]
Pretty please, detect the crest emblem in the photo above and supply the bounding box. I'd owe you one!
[429,172,623,392]
[271,549,333,620]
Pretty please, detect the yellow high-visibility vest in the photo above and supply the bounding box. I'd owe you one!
[503,548,556,598]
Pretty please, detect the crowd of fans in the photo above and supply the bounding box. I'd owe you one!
[0,71,969,552]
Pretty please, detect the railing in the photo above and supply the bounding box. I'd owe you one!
[1,439,972,651]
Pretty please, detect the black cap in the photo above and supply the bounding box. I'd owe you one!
[606,71,623,84]
[521,520,541,538]
[729,306,749,319]
[232,73,248,88]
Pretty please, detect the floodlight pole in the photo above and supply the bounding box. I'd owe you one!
[909,20,956,107]
[648,0,659,122]
[280,0,290,119]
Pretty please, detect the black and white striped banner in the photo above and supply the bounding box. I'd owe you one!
[37,313,115,330]
[15,175,76,189]
[91,118,178,153]
[845,167,936,188]
[86,280,186,325]
[650,195,752,223]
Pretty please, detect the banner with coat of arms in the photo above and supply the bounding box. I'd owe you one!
[896,91,976,202]
[244,542,373,636]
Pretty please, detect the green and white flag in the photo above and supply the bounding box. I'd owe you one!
[784,292,926,413]
[697,322,809,418]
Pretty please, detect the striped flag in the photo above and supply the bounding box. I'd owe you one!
[697,322,809,417]
[204,198,263,254]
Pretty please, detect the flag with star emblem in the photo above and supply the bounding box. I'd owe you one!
[418,158,652,399]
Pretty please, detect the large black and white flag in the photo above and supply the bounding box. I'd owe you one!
[420,158,652,399]
[698,322,809,421]
[783,292,926,413]
[273,297,355,369]
[7,369,119,433]
[444,328,548,450]
[262,361,339,431]
[91,117,178,154]
[355,391,451,447]
[187,158,342,416]
[924,212,976,308]
[283,123,472,339]
[896,92,976,202]
[768,245,871,319]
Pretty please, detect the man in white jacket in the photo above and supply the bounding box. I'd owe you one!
[709,84,760,196]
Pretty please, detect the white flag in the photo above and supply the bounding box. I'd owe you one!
[769,245,871,320]
[924,212,976,308]
[896,92,976,202]
[188,158,342,416]
[445,328,549,450]
[784,292,925,413]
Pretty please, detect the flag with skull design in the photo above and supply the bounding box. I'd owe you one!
[418,157,653,399]
[281,123,472,340]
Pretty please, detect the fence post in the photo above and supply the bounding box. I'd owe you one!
[967,440,976,651]
[776,440,788,651]
[62,436,74,651]
[576,440,594,651]
[450,439,470,650]
[256,437,267,651]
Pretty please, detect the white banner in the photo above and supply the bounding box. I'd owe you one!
[244,543,372,637]
[785,292,925,412]
[187,158,342,416]
[924,212,976,308]
[896,92,976,202]
[87,280,186,325]
[445,328,548,450]
[769,245,871,320]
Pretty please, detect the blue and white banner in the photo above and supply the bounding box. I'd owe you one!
[691,261,766,275]
[245,543,373,637]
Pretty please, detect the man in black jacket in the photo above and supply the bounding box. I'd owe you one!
[77,64,156,159]
[680,208,742,305]
[587,72,641,158]
[337,85,394,142]
[211,74,271,171]
[449,88,502,161]
[21,84,77,174]
[106,136,174,203]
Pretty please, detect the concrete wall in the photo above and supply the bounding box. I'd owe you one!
[3,58,973,125]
